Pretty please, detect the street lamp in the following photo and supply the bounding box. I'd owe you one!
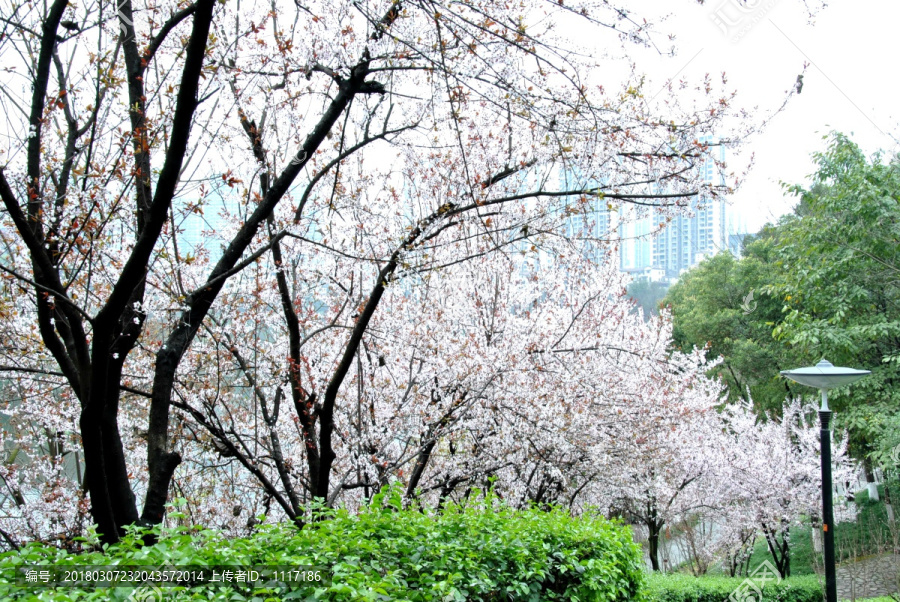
[780,359,870,602]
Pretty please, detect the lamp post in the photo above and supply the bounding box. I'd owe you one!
[780,359,870,602]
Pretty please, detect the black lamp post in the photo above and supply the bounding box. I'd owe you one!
[780,359,870,602]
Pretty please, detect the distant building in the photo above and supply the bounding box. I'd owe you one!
[648,141,749,280]
[562,139,749,283]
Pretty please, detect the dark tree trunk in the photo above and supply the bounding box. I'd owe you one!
[81,340,140,542]
[302,203,456,502]
[646,500,664,572]
[405,393,467,499]
[864,459,880,502]
[762,521,790,578]
[406,439,438,499]
[647,521,662,572]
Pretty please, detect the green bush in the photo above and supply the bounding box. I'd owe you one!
[644,572,822,602]
[0,487,644,601]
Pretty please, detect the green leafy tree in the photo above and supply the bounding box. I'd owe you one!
[666,132,900,468]
[771,133,900,465]
[663,237,804,415]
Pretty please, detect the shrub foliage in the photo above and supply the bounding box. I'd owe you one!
[0,489,644,601]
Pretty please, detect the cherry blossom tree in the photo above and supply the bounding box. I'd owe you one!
[604,352,728,572]
[0,0,821,545]
[718,399,857,578]
[161,236,735,539]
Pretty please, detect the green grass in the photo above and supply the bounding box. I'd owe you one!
[702,526,817,577]
[834,480,900,560]
[644,572,898,602]
[740,523,818,576]
[643,572,821,602]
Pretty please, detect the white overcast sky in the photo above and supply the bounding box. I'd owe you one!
[600,0,900,232]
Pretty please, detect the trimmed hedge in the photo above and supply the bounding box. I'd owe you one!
[0,488,644,601]
[644,572,823,602]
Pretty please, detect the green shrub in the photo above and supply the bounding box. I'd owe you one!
[643,572,822,602]
[0,487,644,601]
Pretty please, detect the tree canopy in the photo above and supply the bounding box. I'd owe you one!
[665,133,900,464]
[0,0,761,545]
[0,0,829,553]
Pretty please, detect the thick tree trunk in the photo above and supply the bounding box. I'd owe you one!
[406,439,438,499]
[119,0,215,532]
[80,342,141,542]
[2,0,143,543]
[79,416,127,542]
[647,519,662,572]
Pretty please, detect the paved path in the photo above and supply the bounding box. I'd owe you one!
[837,553,899,600]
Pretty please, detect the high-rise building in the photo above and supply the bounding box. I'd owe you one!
[649,195,732,280]
[561,139,748,282]
[648,141,750,280]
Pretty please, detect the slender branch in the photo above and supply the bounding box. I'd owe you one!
[0,263,94,323]
[141,3,199,69]
[292,122,417,222]
[0,365,150,398]
[186,230,287,301]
